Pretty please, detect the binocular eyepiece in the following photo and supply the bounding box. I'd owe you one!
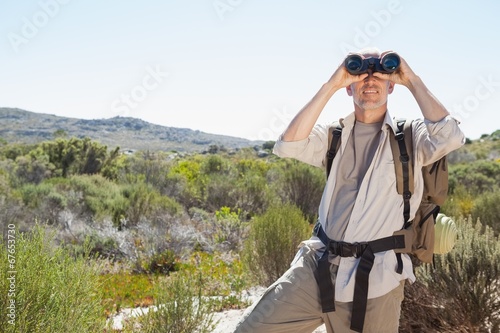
[344,52,400,75]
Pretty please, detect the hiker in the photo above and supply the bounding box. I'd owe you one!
[233,47,465,333]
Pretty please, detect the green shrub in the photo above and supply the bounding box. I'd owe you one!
[64,232,124,261]
[471,191,500,236]
[212,207,248,251]
[402,217,500,332]
[14,154,53,185]
[276,159,325,223]
[441,184,475,218]
[202,154,228,174]
[18,182,53,208]
[168,159,207,209]
[123,272,216,333]
[122,151,171,191]
[235,158,270,176]
[99,272,156,316]
[146,249,178,274]
[234,171,271,216]
[17,183,68,224]
[242,203,310,286]
[0,225,107,333]
[69,174,126,221]
[36,137,119,177]
[448,160,500,194]
[205,174,238,211]
[180,251,248,303]
[204,156,274,215]
[121,182,182,227]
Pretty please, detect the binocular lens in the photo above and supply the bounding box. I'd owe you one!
[345,55,364,72]
[381,54,400,71]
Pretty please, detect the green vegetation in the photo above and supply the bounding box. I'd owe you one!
[122,272,216,333]
[242,203,311,286]
[0,130,499,332]
[0,227,107,333]
[99,273,157,316]
[401,216,500,332]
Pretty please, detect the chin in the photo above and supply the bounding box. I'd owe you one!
[356,101,385,110]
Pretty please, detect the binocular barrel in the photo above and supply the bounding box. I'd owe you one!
[344,52,400,75]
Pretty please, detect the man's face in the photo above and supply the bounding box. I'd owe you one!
[346,68,395,111]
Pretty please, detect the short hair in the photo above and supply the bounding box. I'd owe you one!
[357,47,381,58]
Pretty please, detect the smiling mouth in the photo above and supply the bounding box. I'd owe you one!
[363,89,378,94]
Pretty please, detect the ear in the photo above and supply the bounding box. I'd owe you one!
[346,84,353,96]
[388,81,395,94]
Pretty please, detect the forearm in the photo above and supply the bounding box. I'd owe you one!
[281,81,340,141]
[406,75,449,122]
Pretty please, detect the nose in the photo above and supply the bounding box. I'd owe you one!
[364,69,376,81]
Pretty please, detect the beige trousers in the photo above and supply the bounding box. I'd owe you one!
[234,245,405,333]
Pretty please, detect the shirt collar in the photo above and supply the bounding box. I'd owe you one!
[337,110,395,133]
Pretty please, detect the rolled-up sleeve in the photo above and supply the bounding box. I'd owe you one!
[415,116,465,166]
[273,124,329,168]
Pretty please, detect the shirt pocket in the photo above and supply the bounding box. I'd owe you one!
[380,161,397,189]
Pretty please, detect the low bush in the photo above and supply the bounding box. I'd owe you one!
[180,251,248,302]
[273,159,325,223]
[441,184,475,219]
[471,191,500,236]
[121,182,182,228]
[242,203,311,286]
[99,272,156,316]
[64,232,125,261]
[0,225,107,333]
[401,217,500,332]
[69,174,126,222]
[145,249,178,274]
[448,160,500,195]
[211,206,248,251]
[17,182,67,224]
[122,272,216,333]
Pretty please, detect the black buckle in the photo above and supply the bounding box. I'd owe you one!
[329,242,367,258]
[352,242,367,258]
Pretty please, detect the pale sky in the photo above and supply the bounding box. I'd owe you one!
[1,0,499,141]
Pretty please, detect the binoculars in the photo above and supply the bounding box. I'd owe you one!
[344,52,400,75]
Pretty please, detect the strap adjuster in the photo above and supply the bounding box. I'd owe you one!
[399,155,409,163]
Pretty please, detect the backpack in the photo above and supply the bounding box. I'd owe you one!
[326,118,449,265]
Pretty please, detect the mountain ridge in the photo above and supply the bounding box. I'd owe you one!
[0,107,263,152]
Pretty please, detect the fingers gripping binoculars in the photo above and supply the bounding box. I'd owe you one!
[344,52,400,75]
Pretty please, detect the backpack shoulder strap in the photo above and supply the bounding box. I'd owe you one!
[389,118,415,225]
[326,121,343,178]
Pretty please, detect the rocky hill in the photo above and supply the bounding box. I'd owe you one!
[0,108,262,152]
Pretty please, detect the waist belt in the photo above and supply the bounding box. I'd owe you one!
[312,222,405,333]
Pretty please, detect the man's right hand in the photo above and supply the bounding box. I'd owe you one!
[327,56,369,92]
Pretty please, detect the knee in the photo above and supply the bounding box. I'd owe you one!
[234,299,276,333]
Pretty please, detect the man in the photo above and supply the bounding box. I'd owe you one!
[233,48,464,333]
